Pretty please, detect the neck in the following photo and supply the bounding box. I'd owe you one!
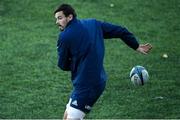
[66,17,77,27]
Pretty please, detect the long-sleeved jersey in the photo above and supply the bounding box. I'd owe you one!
[57,18,139,88]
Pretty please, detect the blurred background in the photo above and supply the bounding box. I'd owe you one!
[0,0,180,119]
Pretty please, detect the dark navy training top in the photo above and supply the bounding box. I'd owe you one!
[57,18,139,88]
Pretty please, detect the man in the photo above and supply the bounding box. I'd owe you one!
[54,4,152,120]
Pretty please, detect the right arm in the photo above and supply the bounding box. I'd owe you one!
[57,36,71,71]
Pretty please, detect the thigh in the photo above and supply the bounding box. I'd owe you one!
[70,82,106,113]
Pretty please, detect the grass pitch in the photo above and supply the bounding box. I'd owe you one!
[0,0,180,119]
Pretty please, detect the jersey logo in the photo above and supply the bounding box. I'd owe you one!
[71,100,78,106]
[85,105,92,110]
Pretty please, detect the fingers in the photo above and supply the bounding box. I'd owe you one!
[145,43,153,49]
[142,50,148,55]
[137,43,152,54]
[147,43,152,52]
[136,47,147,55]
[143,43,152,53]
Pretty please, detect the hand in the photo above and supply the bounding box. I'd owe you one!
[136,43,152,54]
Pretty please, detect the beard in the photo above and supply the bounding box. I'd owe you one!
[59,25,64,31]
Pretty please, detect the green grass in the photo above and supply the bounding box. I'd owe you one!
[0,0,180,119]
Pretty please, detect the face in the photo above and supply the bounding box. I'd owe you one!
[55,11,73,31]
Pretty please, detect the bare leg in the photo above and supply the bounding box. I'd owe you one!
[63,110,68,120]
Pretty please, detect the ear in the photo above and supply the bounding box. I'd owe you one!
[67,14,73,21]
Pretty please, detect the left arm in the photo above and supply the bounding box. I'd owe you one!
[99,21,152,53]
[99,21,139,50]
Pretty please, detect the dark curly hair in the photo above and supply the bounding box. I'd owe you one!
[54,4,77,18]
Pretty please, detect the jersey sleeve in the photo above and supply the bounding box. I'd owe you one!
[57,35,71,71]
[99,21,139,50]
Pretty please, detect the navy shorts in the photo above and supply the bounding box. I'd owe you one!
[69,82,106,113]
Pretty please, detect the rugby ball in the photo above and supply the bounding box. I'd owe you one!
[130,65,149,86]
